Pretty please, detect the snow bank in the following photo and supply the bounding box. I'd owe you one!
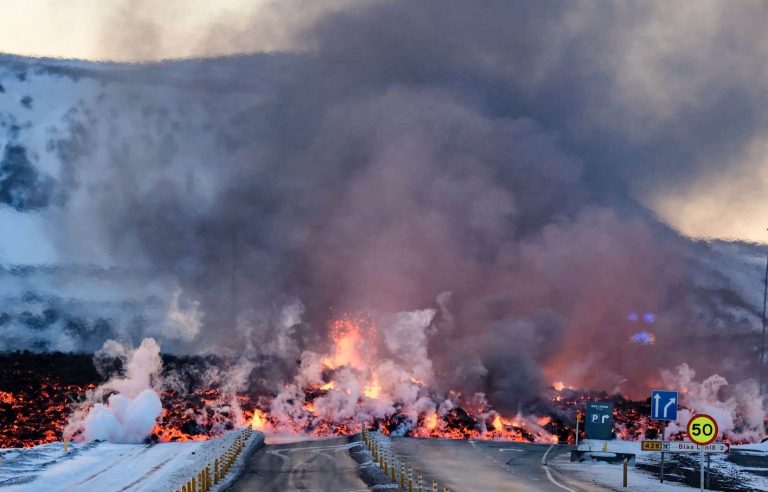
[0,429,264,491]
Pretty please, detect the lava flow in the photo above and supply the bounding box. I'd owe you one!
[0,316,732,448]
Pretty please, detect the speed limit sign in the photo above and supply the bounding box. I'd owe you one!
[687,414,718,446]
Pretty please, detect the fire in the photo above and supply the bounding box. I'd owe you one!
[0,391,15,405]
[363,375,381,399]
[251,408,268,431]
[0,320,715,448]
[426,412,439,431]
[322,317,374,370]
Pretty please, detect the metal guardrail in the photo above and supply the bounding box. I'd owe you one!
[177,425,253,492]
[361,428,449,492]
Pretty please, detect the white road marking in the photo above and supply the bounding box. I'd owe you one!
[499,448,524,452]
[271,442,361,453]
[541,444,576,492]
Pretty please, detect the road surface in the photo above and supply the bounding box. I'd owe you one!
[388,438,611,492]
[229,437,370,492]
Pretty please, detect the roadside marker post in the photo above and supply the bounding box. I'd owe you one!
[622,457,628,488]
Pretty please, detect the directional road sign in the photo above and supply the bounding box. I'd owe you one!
[641,441,729,454]
[687,414,718,446]
[585,401,613,440]
[651,390,678,421]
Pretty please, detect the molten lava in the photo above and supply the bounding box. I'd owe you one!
[251,408,268,431]
[0,317,698,448]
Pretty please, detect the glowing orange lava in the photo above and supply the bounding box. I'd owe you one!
[322,317,375,370]
[363,375,381,399]
[425,412,439,431]
[0,391,15,405]
[251,408,268,431]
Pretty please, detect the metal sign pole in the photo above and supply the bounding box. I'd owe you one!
[660,421,666,483]
[700,447,705,491]
[575,409,579,448]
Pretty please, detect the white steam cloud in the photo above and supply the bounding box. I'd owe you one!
[66,338,163,443]
[662,363,766,443]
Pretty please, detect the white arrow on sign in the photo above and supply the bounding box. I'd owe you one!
[663,398,676,418]
[653,393,661,417]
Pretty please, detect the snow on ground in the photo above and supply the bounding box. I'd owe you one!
[0,429,264,492]
[551,439,768,491]
[554,451,692,491]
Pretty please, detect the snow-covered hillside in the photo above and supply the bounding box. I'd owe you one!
[0,54,293,353]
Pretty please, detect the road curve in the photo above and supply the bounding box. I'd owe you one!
[228,437,370,492]
[389,438,611,492]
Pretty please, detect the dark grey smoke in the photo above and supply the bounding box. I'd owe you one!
[4,1,768,410]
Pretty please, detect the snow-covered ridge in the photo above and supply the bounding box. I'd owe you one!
[0,54,288,351]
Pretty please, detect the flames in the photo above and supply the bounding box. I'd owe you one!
[363,375,381,399]
[251,408,268,431]
[322,317,375,371]
[0,316,699,448]
[251,315,565,442]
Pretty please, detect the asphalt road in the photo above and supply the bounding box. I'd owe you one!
[228,437,370,492]
[389,438,612,492]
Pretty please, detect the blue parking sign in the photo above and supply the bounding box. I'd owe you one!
[651,390,678,421]
[585,401,614,440]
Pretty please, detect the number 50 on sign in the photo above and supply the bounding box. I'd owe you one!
[687,414,718,446]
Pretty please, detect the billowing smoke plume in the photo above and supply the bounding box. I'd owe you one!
[2,0,768,419]
[65,338,163,443]
[662,363,765,443]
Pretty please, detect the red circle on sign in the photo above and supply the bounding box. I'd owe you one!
[686,414,718,446]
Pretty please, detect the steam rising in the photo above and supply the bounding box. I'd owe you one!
[66,338,163,443]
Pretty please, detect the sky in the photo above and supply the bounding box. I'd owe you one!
[0,0,362,61]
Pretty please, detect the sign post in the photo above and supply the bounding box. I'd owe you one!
[650,390,677,483]
[585,401,614,441]
[687,414,719,492]
[574,408,580,448]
